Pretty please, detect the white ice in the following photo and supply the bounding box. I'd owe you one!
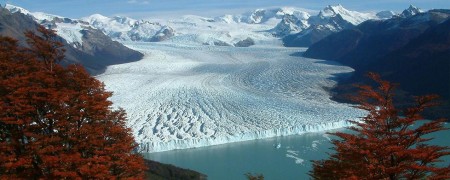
[96,42,365,152]
[286,150,304,165]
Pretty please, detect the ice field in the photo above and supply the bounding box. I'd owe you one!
[96,42,365,152]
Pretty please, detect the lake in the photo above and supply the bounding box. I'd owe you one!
[144,122,450,179]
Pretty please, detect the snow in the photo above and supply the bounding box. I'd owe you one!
[5,4,85,47]
[165,14,280,46]
[96,42,365,152]
[401,5,424,18]
[5,4,31,15]
[5,3,383,153]
[6,3,387,47]
[53,23,84,47]
[6,4,64,22]
[317,4,377,25]
[82,14,172,42]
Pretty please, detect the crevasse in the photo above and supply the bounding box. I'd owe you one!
[139,120,351,152]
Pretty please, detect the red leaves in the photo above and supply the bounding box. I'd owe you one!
[1,28,146,178]
[311,73,450,179]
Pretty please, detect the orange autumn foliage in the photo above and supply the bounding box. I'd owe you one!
[310,73,450,180]
[0,27,146,179]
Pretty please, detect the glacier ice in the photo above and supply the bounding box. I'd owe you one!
[96,42,365,152]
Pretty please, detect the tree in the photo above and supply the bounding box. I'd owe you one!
[0,27,146,179]
[310,73,450,179]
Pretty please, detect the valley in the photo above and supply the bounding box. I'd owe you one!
[96,42,364,152]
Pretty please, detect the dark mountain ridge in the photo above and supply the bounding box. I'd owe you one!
[304,9,450,119]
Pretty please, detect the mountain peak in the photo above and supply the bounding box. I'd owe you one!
[317,4,375,25]
[88,13,109,19]
[329,4,345,11]
[407,4,420,11]
[401,5,423,17]
[321,4,349,17]
[5,4,31,15]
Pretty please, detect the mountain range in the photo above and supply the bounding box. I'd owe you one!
[304,8,450,119]
[3,3,448,120]
[4,4,404,48]
[1,5,143,74]
[283,5,404,47]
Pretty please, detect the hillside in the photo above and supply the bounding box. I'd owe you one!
[304,9,450,119]
[282,4,382,47]
[144,159,206,180]
[0,6,143,74]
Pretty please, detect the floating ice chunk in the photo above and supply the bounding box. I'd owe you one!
[311,140,321,150]
[286,150,304,165]
[322,134,331,141]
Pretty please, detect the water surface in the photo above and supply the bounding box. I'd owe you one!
[144,122,450,179]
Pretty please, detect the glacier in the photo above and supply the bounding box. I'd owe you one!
[96,42,365,152]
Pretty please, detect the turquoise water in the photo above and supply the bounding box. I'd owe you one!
[144,122,450,180]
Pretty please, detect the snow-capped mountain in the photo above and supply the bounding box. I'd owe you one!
[213,7,310,37]
[310,4,375,26]
[399,5,424,18]
[304,8,450,119]
[284,4,384,47]
[82,14,174,42]
[6,4,89,48]
[162,14,268,47]
[2,4,143,74]
[283,4,395,47]
[270,14,309,37]
[376,11,397,19]
[5,3,407,48]
[244,7,310,25]
[6,4,174,45]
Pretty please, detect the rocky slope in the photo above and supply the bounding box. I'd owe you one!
[144,159,206,180]
[304,8,450,119]
[1,5,143,74]
[283,4,383,47]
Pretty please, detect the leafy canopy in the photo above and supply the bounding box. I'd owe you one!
[0,27,146,179]
[310,73,450,180]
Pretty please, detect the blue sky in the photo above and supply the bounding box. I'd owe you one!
[4,0,450,19]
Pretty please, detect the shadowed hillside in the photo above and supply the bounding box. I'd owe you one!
[304,9,450,119]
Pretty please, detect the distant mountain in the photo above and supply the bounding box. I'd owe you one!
[212,7,310,38]
[3,4,403,49]
[1,5,143,74]
[304,8,449,68]
[214,7,310,24]
[399,5,424,18]
[82,14,174,42]
[376,10,397,19]
[304,8,450,118]
[283,4,379,47]
[270,13,309,37]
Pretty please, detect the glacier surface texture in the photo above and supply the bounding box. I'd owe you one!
[96,43,365,152]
